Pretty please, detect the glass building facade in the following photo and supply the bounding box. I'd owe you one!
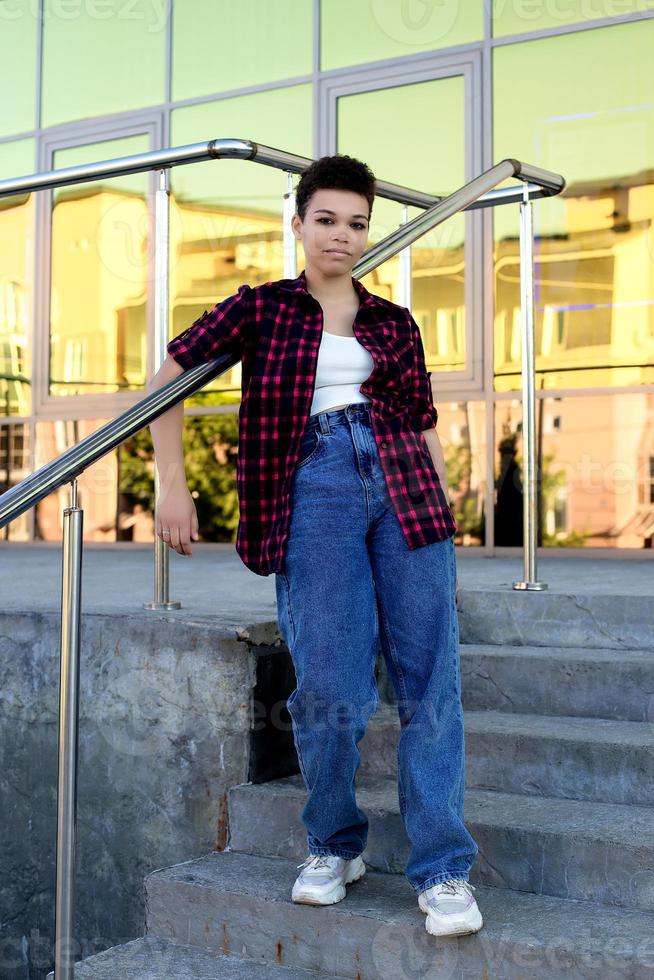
[1,2,653,552]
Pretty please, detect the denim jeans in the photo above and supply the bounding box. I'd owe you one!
[275,401,479,894]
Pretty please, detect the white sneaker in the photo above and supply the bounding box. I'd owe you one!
[418,878,483,936]
[291,853,366,906]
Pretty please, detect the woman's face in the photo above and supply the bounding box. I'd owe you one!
[292,188,370,279]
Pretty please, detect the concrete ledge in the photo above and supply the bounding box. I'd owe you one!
[1,609,256,980]
[458,643,654,721]
[228,776,654,912]
[46,934,317,979]
[144,849,654,980]
[359,703,654,804]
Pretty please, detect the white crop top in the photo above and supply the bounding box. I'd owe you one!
[309,329,375,416]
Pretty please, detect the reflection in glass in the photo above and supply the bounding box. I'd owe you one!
[41,0,165,128]
[170,86,312,405]
[122,413,240,543]
[494,392,654,549]
[0,139,34,417]
[33,412,243,544]
[493,21,654,392]
[0,422,30,541]
[49,134,150,397]
[433,400,486,547]
[35,419,118,541]
[321,0,482,71]
[337,75,467,373]
[173,0,312,101]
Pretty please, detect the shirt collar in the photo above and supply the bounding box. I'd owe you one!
[276,268,381,309]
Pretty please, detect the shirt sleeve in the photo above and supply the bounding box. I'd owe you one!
[405,309,439,431]
[166,283,253,370]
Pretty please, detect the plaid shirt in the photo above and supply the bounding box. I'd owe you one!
[166,269,456,576]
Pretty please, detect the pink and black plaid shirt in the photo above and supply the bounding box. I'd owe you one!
[166,269,456,576]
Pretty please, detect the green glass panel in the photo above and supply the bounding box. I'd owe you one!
[170,85,312,403]
[321,0,483,71]
[173,0,312,101]
[492,0,649,38]
[50,134,150,397]
[493,21,654,391]
[0,137,34,182]
[337,75,467,374]
[42,0,166,128]
[0,3,38,136]
[0,139,35,417]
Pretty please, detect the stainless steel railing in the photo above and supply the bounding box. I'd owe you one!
[0,141,564,978]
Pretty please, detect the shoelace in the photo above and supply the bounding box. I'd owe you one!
[435,878,476,895]
[296,854,335,871]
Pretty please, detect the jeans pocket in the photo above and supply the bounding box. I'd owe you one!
[296,428,322,470]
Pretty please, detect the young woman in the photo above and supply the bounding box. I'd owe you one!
[149,154,483,938]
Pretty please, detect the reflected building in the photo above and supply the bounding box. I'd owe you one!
[0,5,652,553]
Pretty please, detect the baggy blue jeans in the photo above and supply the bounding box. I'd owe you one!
[274,402,479,894]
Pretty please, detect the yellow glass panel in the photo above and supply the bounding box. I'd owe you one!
[495,392,654,549]
[492,0,653,38]
[41,0,166,128]
[0,423,31,540]
[493,20,654,391]
[433,399,487,547]
[34,414,243,544]
[337,75,466,373]
[321,0,483,71]
[0,139,34,417]
[170,85,312,404]
[35,419,118,540]
[0,4,38,135]
[173,0,312,101]
[50,134,150,397]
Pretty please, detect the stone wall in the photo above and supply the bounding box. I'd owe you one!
[0,610,256,980]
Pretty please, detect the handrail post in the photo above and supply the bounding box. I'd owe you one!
[513,185,547,591]
[144,167,181,610]
[398,205,412,308]
[54,479,84,978]
[283,170,297,278]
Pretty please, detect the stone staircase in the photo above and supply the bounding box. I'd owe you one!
[47,583,654,978]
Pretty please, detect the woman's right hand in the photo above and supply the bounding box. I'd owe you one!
[155,484,199,556]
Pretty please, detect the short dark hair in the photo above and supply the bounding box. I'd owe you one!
[295,154,376,223]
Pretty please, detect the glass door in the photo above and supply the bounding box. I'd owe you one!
[37,115,161,414]
[321,53,483,395]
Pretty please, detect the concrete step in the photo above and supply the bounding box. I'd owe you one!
[143,848,654,979]
[358,703,654,804]
[227,776,654,913]
[249,642,654,785]
[45,935,317,978]
[456,643,654,721]
[455,587,653,651]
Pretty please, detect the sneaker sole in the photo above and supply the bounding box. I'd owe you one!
[291,857,366,906]
[418,892,484,937]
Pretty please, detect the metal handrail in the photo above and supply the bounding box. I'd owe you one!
[0,136,561,207]
[0,156,563,531]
